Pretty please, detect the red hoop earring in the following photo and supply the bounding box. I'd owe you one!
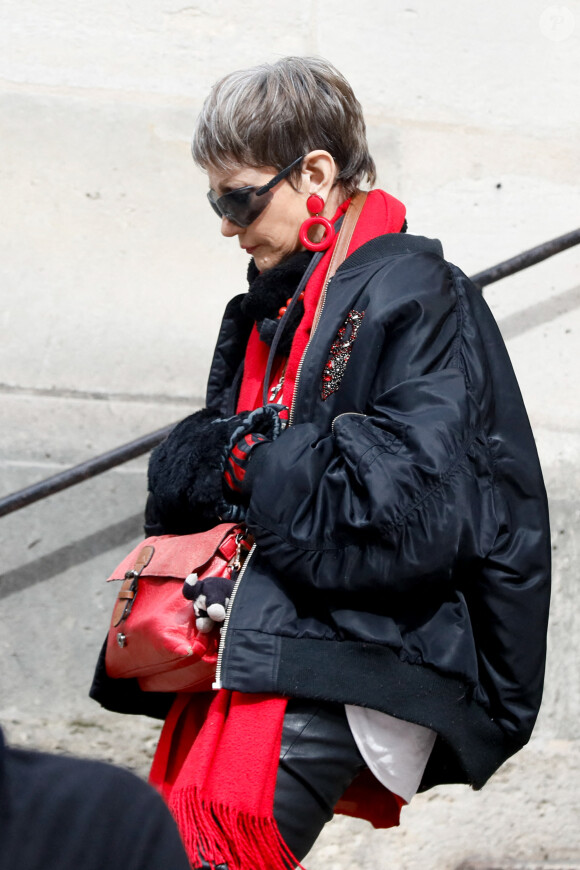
[299,194,335,252]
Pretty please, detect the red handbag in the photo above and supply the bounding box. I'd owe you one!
[104,523,249,692]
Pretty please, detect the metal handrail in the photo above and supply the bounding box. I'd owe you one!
[469,227,580,288]
[0,424,174,519]
[1,227,579,520]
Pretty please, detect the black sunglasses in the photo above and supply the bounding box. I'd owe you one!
[207,156,304,227]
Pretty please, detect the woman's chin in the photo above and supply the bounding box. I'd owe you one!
[252,251,276,272]
[253,249,300,272]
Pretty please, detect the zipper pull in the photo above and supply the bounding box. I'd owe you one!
[268,374,285,403]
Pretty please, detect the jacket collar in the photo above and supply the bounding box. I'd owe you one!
[337,233,444,273]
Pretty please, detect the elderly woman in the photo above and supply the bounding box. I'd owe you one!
[92,57,550,870]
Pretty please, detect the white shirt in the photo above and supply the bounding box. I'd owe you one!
[345,705,437,803]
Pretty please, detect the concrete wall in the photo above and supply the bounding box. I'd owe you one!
[1,1,579,867]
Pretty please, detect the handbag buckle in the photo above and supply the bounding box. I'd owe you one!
[116,632,127,648]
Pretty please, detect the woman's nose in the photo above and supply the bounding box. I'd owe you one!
[221,216,242,237]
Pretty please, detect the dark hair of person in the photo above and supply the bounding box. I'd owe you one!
[192,56,376,196]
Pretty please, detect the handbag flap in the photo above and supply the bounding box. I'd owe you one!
[106,523,240,582]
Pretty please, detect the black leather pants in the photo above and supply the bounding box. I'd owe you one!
[193,699,366,869]
[273,699,367,862]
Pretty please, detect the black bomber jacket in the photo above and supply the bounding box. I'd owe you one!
[92,233,550,792]
[207,233,551,791]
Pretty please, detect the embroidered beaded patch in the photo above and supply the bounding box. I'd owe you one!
[321,309,365,400]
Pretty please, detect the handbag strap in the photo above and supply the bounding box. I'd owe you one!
[326,189,368,284]
[312,189,368,331]
[112,545,155,627]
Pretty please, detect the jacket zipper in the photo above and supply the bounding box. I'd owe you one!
[331,411,366,436]
[213,542,256,689]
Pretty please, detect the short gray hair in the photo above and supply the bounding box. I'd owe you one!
[192,56,376,196]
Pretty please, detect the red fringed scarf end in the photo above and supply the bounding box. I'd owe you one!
[151,690,307,869]
[170,786,307,870]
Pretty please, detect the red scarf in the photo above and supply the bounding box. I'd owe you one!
[150,190,407,869]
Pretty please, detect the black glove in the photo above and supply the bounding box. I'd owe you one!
[147,404,286,533]
[219,404,287,447]
[182,574,235,633]
[224,432,270,497]
[216,404,287,515]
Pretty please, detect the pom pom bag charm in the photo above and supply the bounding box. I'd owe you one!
[299,193,336,251]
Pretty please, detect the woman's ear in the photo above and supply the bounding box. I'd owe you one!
[301,151,339,201]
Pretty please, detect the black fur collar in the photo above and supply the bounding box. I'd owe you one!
[241,252,313,355]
